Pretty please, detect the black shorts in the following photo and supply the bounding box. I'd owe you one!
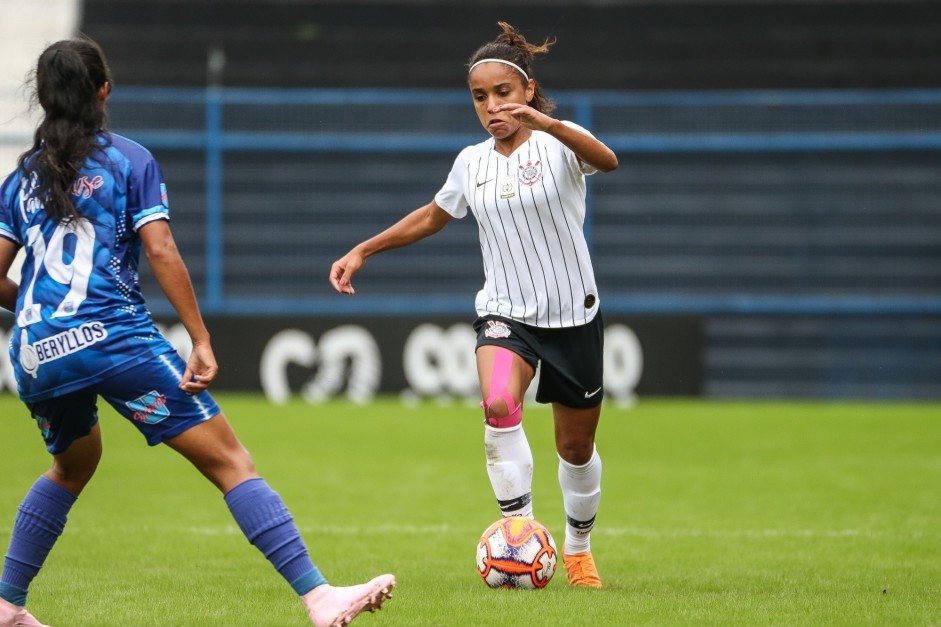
[474,311,604,409]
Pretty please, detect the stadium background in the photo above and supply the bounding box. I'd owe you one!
[1,0,939,402]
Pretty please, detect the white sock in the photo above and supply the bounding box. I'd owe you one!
[484,423,534,517]
[558,446,602,554]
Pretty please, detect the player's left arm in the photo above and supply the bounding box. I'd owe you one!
[139,219,218,393]
[494,103,618,172]
[0,236,20,312]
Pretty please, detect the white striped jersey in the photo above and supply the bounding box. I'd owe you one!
[435,121,600,328]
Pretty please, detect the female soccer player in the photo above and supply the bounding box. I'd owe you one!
[0,37,393,627]
[329,22,618,588]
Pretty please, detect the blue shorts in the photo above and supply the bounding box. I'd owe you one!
[25,352,221,455]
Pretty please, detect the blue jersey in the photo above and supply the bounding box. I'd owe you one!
[0,132,177,402]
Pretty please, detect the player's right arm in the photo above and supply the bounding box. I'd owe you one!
[329,200,452,294]
[139,219,218,393]
[0,175,21,312]
[0,237,19,312]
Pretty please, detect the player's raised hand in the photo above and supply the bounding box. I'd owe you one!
[329,250,364,295]
[180,341,219,393]
[490,103,553,132]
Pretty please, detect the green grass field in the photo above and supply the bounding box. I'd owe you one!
[1,394,939,626]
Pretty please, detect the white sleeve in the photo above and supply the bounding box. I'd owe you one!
[560,120,599,176]
[433,149,471,219]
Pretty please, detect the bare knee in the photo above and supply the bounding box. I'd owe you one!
[196,444,258,493]
[556,438,595,466]
[553,405,601,466]
[46,427,103,495]
[226,445,257,480]
[166,415,259,493]
[47,452,100,495]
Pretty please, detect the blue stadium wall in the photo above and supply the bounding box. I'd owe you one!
[2,1,939,401]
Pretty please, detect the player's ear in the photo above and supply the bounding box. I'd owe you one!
[525,79,535,104]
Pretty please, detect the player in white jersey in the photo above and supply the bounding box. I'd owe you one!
[330,22,618,587]
[0,38,393,627]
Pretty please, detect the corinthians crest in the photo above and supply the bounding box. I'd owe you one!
[484,320,512,339]
[518,160,542,187]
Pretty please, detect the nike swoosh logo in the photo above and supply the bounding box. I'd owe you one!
[476,179,494,187]
[584,386,602,399]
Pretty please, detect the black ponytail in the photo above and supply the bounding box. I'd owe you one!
[20,36,113,223]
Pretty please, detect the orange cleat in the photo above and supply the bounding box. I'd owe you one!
[562,545,603,588]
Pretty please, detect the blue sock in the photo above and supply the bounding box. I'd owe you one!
[224,478,326,595]
[1,476,77,606]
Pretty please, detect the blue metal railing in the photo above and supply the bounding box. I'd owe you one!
[97,87,941,317]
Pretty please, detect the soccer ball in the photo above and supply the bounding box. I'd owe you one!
[476,516,558,589]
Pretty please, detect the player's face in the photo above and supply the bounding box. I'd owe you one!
[468,63,534,140]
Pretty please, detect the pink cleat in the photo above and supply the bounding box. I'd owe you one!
[301,574,396,627]
[0,598,49,627]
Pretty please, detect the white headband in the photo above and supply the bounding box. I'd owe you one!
[468,58,530,83]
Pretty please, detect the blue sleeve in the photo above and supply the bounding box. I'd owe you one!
[129,155,170,231]
[108,134,170,231]
[0,171,21,244]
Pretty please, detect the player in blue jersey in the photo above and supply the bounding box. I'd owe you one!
[0,37,393,627]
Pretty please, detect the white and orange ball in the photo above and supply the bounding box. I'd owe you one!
[476,516,558,589]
